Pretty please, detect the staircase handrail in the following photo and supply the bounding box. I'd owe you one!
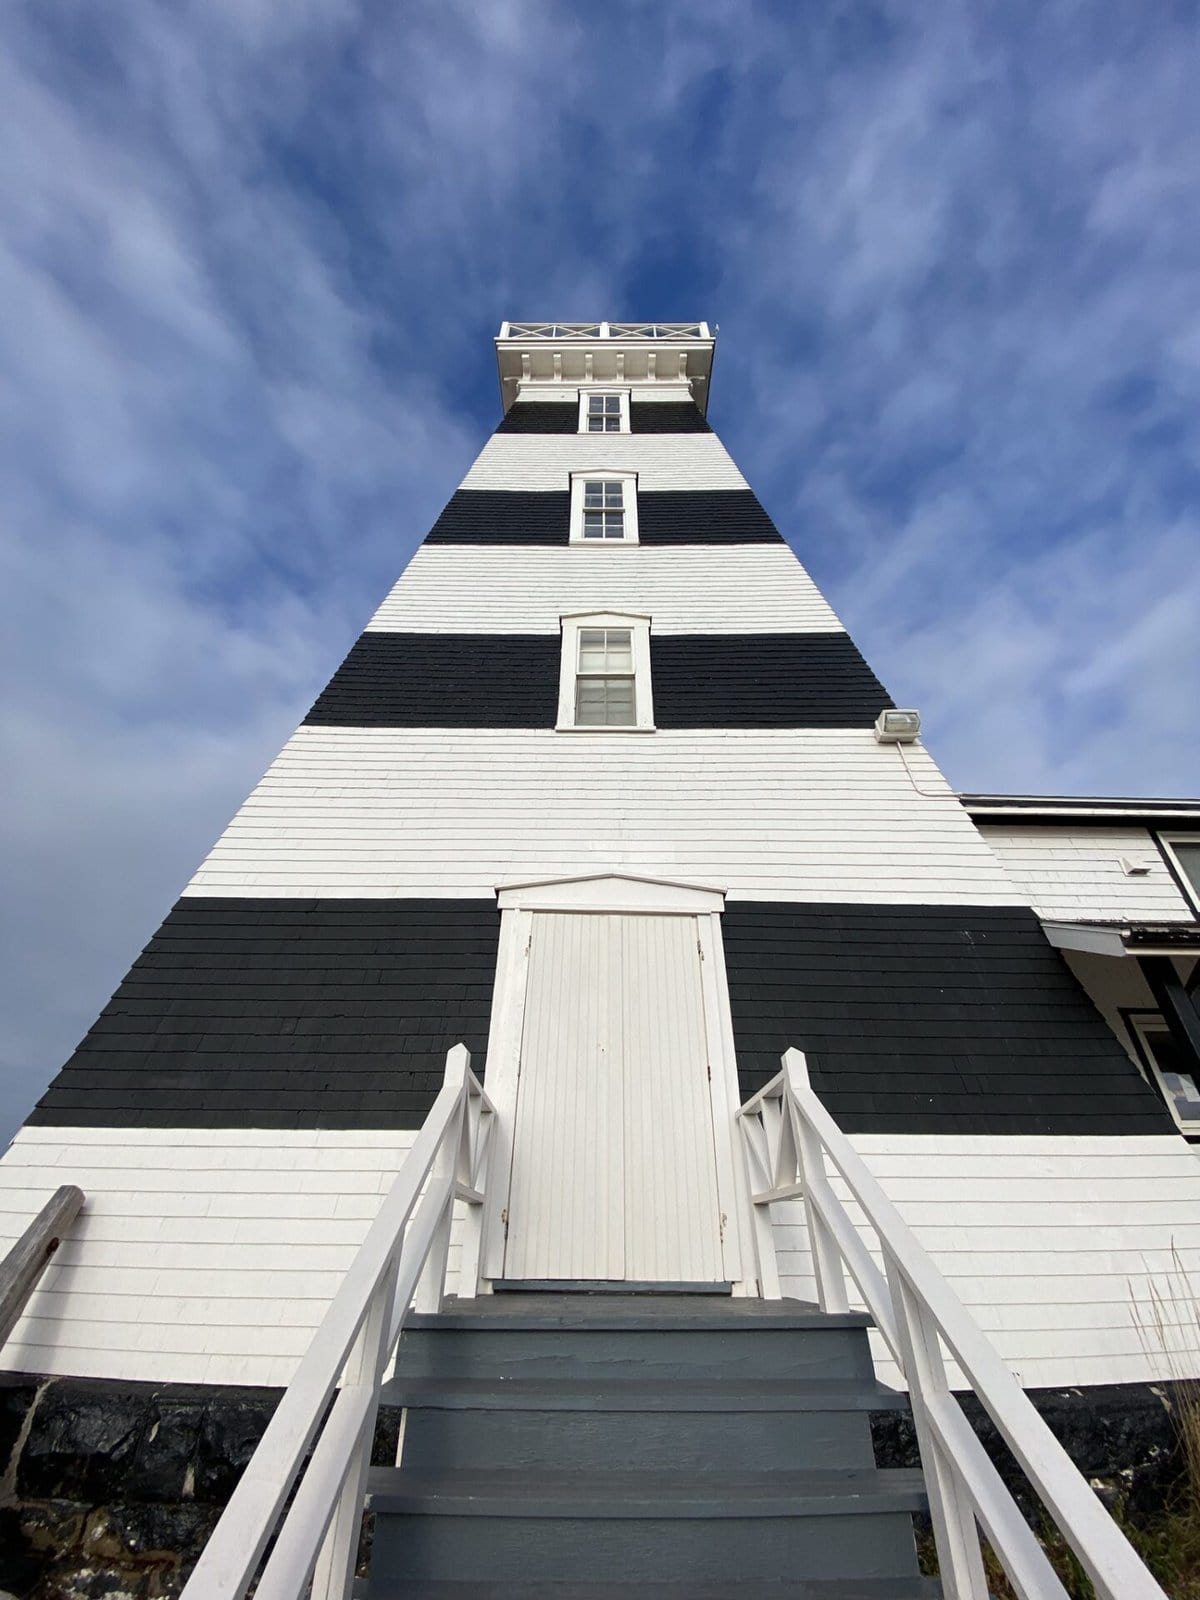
[737,1048,1167,1600]
[0,1183,85,1349]
[183,1044,495,1600]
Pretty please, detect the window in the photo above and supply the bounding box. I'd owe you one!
[1129,1013,1200,1134]
[1158,834,1200,914]
[577,390,630,433]
[557,613,654,731]
[569,472,638,545]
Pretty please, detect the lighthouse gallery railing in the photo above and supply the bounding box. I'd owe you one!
[182,1044,494,1600]
[738,1048,1166,1600]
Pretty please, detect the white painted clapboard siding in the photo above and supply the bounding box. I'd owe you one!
[978,825,1194,922]
[366,546,844,635]
[459,432,748,491]
[773,1134,1200,1389]
[184,728,1023,905]
[4,1127,1198,1390]
[0,1127,433,1387]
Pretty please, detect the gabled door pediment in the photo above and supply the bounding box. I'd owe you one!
[496,872,726,914]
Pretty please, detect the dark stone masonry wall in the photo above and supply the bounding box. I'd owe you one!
[0,1373,1182,1597]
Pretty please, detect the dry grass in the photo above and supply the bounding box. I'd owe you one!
[918,1246,1200,1597]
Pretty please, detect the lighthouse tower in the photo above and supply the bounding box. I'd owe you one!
[2,321,1199,1594]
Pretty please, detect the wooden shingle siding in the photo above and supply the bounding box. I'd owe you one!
[772,1133,1200,1389]
[5,1127,1198,1389]
[492,400,712,433]
[301,632,890,729]
[629,401,711,432]
[303,634,559,728]
[638,489,782,544]
[459,432,748,491]
[977,824,1196,922]
[722,903,1171,1135]
[367,546,844,635]
[424,488,782,545]
[184,728,1024,904]
[651,635,892,728]
[0,1126,426,1386]
[494,403,578,433]
[29,900,500,1130]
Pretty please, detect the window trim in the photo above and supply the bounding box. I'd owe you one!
[1155,833,1200,916]
[577,389,631,434]
[557,611,655,732]
[1126,1009,1200,1134]
[568,471,639,546]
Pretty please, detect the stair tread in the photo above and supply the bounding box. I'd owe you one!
[411,1294,871,1332]
[366,1465,927,1518]
[380,1375,906,1411]
[364,1581,942,1598]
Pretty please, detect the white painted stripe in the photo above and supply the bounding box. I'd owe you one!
[366,545,844,635]
[2,1127,1196,1390]
[513,383,696,405]
[459,432,748,491]
[978,824,1194,922]
[772,1131,1200,1390]
[182,727,1023,904]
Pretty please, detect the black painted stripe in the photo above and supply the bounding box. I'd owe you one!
[29,899,501,1130]
[495,404,579,433]
[652,636,891,727]
[424,490,783,546]
[630,401,711,433]
[723,904,1172,1135]
[302,633,891,729]
[30,900,1170,1135]
[492,401,712,434]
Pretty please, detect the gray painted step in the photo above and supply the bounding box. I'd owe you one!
[368,1298,924,1594]
[363,1581,942,1599]
[394,1325,874,1384]
[421,1292,865,1328]
[400,1400,877,1473]
[368,1468,926,1585]
[381,1376,908,1411]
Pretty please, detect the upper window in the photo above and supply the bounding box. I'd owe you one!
[557,613,654,731]
[577,390,630,434]
[569,471,639,545]
[1158,834,1200,914]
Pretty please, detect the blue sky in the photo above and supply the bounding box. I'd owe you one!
[2,0,1199,1140]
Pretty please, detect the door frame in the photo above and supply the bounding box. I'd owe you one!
[476,873,755,1294]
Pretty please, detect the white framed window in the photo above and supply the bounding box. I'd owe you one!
[568,472,639,545]
[577,390,630,433]
[1158,833,1200,914]
[1129,1012,1200,1134]
[557,612,654,732]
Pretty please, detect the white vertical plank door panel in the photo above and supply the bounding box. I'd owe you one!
[503,912,724,1283]
[503,913,624,1279]
[621,915,724,1282]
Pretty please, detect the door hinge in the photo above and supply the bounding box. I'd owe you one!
[501,1207,510,1240]
[697,939,704,959]
[706,1062,712,1081]
[719,1212,727,1243]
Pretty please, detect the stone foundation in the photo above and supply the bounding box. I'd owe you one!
[0,1373,1183,1598]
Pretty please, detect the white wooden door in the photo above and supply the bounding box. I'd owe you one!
[503,911,725,1283]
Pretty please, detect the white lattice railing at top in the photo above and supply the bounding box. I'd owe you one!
[499,321,709,340]
[182,1046,494,1600]
[737,1048,1167,1600]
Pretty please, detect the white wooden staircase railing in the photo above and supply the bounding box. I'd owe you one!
[182,1045,494,1600]
[738,1048,1167,1600]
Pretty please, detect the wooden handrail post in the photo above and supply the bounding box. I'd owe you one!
[0,1184,85,1349]
[782,1050,849,1315]
[416,1046,471,1313]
